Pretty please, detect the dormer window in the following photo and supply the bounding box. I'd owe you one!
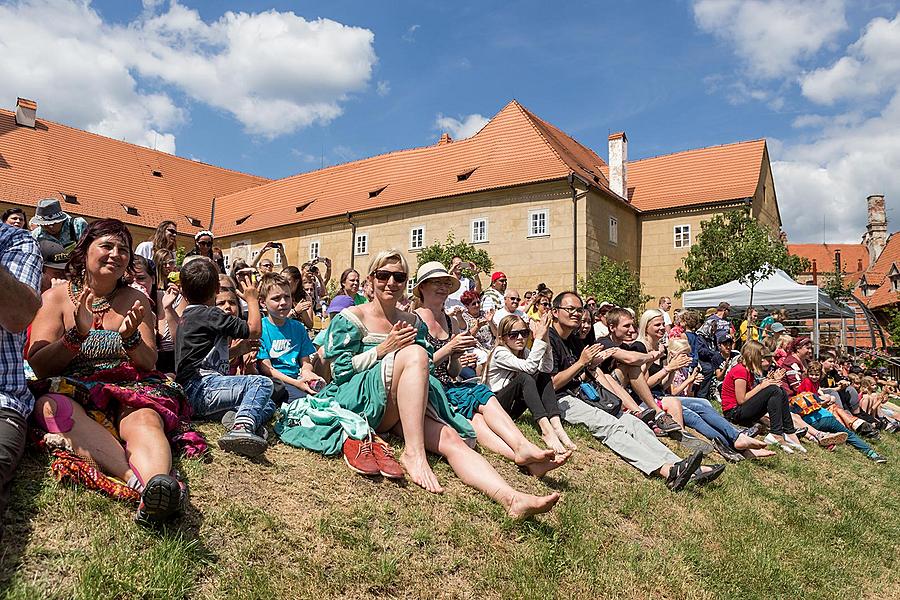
[368,186,387,198]
[186,216,201,227]
[121,204,139,216]
[235,214,251,225]
[888,264,900,293]
[457,168,477,182]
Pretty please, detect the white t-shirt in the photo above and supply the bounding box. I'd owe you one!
[493,307,527,326]
[662,311,673,327]
[593,322,609,338]
[445,276,473,313]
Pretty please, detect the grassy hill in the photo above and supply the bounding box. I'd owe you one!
[1,421,899,600]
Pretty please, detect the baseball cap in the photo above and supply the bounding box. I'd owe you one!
[716,331,734,344]
[491,271,507,283]
[39,239,69,270]
[770,322,786,333]
[327,295,355,315]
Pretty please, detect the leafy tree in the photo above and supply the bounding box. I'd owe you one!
[578,256,651,313]
[881,303,900,350]
[675,210,810,306]
[416,232,493,280]
[820,254,856,302]
[175,245,187,267]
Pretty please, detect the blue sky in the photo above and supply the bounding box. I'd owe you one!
[2,1,899,243]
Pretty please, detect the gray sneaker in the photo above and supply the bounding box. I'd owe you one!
[221,411,268,441]
[219,425,268,458]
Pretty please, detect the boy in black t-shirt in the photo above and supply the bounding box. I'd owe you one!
[175,259,275,458]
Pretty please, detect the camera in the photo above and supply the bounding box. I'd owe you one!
[271,242,283,249]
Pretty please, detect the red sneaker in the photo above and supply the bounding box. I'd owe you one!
[343,438,380,476]
[371,438,405,479]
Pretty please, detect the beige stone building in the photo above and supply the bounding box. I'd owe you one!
[1,97,782,305]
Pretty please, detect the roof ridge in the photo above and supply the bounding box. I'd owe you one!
[507,101,573,175]
[628,138,766,164]
[0,107,270,182]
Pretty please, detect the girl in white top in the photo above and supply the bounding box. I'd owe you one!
[135,220,177,260]
[484,313,576,454]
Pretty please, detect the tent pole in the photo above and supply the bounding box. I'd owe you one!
[814,301,820,358]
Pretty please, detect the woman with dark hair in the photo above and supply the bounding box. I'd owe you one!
[27,218,204,525]
[135,220,177,260]
[281,265,314,329]
[186,230,214,259]
[339,268,367,305]
[1,207,26,229]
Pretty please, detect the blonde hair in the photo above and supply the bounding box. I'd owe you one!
[667,338,691,360]
[860,376,876,392]
[367,249,409,275]
[481,314,529,385]
[740,340,767,376]
[636,308,665,349]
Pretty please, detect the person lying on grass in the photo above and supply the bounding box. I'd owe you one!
[413,261,570,478]
[28,219,204,525]
[540,291,724,491]
[307,249,560,518]
[482,314,576,454]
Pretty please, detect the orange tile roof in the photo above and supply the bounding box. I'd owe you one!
[0,109,269,235]
[859,233,900,309]
[788,244,869,274]
[213,100,623,237]
[601,139,767,212]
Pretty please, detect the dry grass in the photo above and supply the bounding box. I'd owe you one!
[2,421,900,600]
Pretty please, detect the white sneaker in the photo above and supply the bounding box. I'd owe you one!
[764,433,794,453]
[784,438,807,453]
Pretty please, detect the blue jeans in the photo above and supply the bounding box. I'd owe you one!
[184,374,275,430]
[802,412,873,455]
[676,396,740,447]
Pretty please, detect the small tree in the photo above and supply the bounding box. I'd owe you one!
[416,232,493,280]
[675,210,810,305]
[821,262,855,303]
[578,256,651,313]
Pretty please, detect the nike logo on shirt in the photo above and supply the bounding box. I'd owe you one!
[269,345,296,359]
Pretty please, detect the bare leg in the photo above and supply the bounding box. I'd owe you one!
[35,395,132,481]
[597,371,643,413]
[743,447,776,459]
[549,416,577,451]
[476,398,555,465]
[660,397,685,428]
[424,416,559,518]
[380,345,443,493]
[537,416,567,454]
[470,413,516,461]
[118,407,172,484]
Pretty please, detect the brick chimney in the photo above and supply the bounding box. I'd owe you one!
[608,131,627,199]
[15,97,36,128]
[437,132,453,145]
[862,194,887,264]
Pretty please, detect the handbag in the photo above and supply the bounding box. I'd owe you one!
[576,381,622,415]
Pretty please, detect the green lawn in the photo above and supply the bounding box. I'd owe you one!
[2,422,900,600]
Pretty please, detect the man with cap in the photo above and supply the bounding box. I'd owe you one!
[37,239,70,293]
[593,301,614,338]
[708,331,740,401]
[29,198,88,249]
[695,302,734,399]
[0,222,42,540]
[480,271,507,313]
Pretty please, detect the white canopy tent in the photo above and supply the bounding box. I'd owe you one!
[681,267,854,354]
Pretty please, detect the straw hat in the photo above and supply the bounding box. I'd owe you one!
[412,261,460,299]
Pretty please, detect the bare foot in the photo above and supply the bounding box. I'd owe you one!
[507,491,560,519]
[514,442,556,466]
[734,433,768,450]
[554,426,577,451]
[399,451,444,494]
[525,450,572,478]
[743,448,776,459]
[541,432,567,455]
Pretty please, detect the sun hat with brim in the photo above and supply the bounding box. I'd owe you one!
[29,198,68,227]
[327,294,355,315]
[413,261,460,299]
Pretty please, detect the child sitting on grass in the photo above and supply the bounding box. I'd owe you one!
[175,258,274,458]
[858,376,900,433]
[255,273,324,400]
[792,361,886,463]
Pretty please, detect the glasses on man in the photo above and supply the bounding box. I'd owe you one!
[508,296,520,302]
[372,270,409,283]
[504,329,531,339]
[556,306,585,316]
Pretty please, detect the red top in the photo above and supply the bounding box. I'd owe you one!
[797,377,819,394]
[721,362,753,412]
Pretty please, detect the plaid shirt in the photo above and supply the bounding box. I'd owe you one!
[0,224,42,418]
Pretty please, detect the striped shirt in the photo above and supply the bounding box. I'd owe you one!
[0,224,42,418]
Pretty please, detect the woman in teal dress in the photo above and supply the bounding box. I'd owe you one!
[315,250,559,518]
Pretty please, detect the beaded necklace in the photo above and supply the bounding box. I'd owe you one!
[68,277,117,330]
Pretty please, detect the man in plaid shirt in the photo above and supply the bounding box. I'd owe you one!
[0,223,42,540]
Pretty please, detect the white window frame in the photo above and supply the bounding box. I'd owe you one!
[409,226,425,251]
[355,232,369,256]
[272,247,283,266]
[406,278,416,297]
[222,253,231,271]
[471,218,488,243]
[528,209,549,238]
[251,249,260,261]
[608,216,618,245]
[309,240,320,260]
[674,224,691,249]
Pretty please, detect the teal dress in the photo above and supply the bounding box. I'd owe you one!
[277,310,475,455]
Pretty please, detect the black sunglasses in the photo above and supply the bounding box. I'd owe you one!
[197,240,212,246]
[372,270,408,283]
[165,228,177,235]
[539,302,550,307]
[220,286,235,292]
[508,296,520,302]
[505,329,531,339]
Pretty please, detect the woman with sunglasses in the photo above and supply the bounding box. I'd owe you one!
[415,261,569,477]
[135,220,177,260]
[484,314,576,454]
[186,230,214,260]
[299,251,559,517]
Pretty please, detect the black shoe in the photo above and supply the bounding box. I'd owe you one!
[712,438,745,463]
[666,450,703,492]
[219,425,268,457]
[691,464,726,486]
[135,474,185,526]
[636,408,657,425]
[656,412,682,434]
[794,427,808,439]
[742,424,762,438]
[857,421,879,438]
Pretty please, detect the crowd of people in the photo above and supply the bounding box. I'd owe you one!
[1,203,899,534]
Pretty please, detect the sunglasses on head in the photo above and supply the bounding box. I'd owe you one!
[504,328,531,339]
[372,270,408,283]
[220,286,235,292]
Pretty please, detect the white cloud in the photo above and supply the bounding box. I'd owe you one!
[800,13,900,104]
[692,0,847,78]
[376,80,391,96]
[402,24,420,42]
[0,0,377,152]
[434,113,489,140]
